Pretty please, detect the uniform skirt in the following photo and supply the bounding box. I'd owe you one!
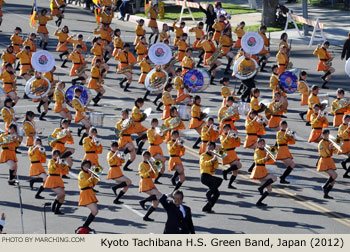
[83,153,99,166]
[107,166,123,180]
[244,134,258,148]
[268,115,282,128]
[37,25,49,34]
[308,129,322,143]
[132,121,147,133]
[317,157,336,171]
[53,142,67,154]
[188,118,203,129]
[340,140,350,154]
[233,38,242,48]
[276,145,293,160]
[168,156,182,171]
[70,63,82,77]
[118,135,133,149]
[44,175,64,188]
[0,149,17,163]
[222,149,239,165]
[162,105,171,120]
[250,164,268,179]
[30,163,46,177]
[79,188,98,206]
[54,102,69,113]
[148,145,163,157]
[300,94,308,106]
[317,61,330,72]
[139,177,157,192]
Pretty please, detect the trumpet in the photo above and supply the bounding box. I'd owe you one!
[92,136,100,145]
[177,138,184,146]
[264,144,277,161]
[212,125,220,132]
[256,116,265,124]
[116,151,126,160]
[329,135,344,152]
[210,148,227,159]
[228,130,238,139]
[155,127,164,136]
[0,135,16,146]
[285,129,296,138]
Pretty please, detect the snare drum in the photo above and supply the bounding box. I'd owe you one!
[90,112,104,127]
[177,104,191,121]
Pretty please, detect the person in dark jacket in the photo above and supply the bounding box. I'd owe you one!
[159,191,195,234]
[199,4,216,33]
[341,32,350,61]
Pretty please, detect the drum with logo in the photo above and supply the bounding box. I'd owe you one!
[279,71,298,94]
[65,85,92,108]
[183,68,210,93]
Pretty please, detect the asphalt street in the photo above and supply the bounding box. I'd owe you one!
[0,1,349,234]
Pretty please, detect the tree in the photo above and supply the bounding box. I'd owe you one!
[261,0,279,27]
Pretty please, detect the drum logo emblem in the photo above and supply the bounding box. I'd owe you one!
[247,37,256,47]
[190,74,197,84]
[285,77,292,86]
[155,48,165,58]
[39,55,48,66]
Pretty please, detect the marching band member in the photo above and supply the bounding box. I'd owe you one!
[69,44,88,85]
[267,92,284,131]
[31,71,50,120]
[116,43,136,92]
[200,142,222,213]
[212,15,225,44]
[112,29,123,60]
[138,56,152,86]
[49,119,75,176]
[199,117,220,154]
[160,83,175,117]
[135,36,148,63]
[82,127,103,166]
[78,160,99,229]
[220,124,242,189]
[276,45,289,75]
[16,45,33,81]
[189,22,205,55]
[174,67,191,104]
[233,21,245,48]
[308,104,329,143]
[147,118,166,184]
[167,130,186,191]
[1,46,16,69]
[0,123,20,185]
[28,138,47,199]
[313,41,335,89]
[220,77,235,108]
[134,19,145,46]
[107,141,131,204]
[164,106,186,142]
[22,111,39,147]
[88,58,106,106]
[91,36,104,65]
[181,48,194,76]
[1,98,15,132]
[176,33,188,62]
[250,88,266,114]
[331,88,350,127]
[131,98,148,154]
[279,32,291,53]
[218,96,239,131]
[306,85,320,126]
[53,81,72,121]
[138,151,162,221]
[70,34,87,52]
[258,25,270,72]
[189,95,205,149]
[317,130,338,199]
[172,19,185,46]
[144,64,166,101]
[250,138,277,207]
[43,66,57,107]
[219,28,234,74]
[96,6,114,26]
[238,52,256,102]
[50,0,65,26]
[148,3,159,44]
[44,150,68,215]
[10,27,22,54]
[0,64,18,105]
[22,33,37,52]
[338,114,350,178]
[93,24,113,63]
[34,8,53,50]
[159,23,169,43]
[115,109,136,171]
[276,121,296,184]
[72,88,92,145]
[297,71,309,120]
[54,26,72,68]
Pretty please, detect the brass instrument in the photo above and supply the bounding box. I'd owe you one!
[75,56,91,76]
[92,136,100,145]
[212,125,220,132]
[207,44,223,66]
[115,118,134,137]
[0,135,16,146]
[333,98,350,112]
[39,146,45,153]
[155,127,164,137]
[116,151,126,160]
[285,129,296,138]
[88,166,103,181]
[117,63,135,74]
[329,135,344,152]
[30,85,48,96]
[228,130,239,139]
[264,144,277,161]
[324,51,334,67]
[159,117,182,133]
[48,129,68,146]
[265,101,282,119]
[176,138,184,147]
[162,53,179,70]
[221,105,238,122]
[211,148,227,159]
[147,158,160,175]
[239,65,256,76]
[199,108,210,121]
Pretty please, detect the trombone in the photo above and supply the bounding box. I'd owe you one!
[264,144,277,161]
[210,148,227,159]
[88,165,103,181]
[329,135,344,152]
[147,158,160,175]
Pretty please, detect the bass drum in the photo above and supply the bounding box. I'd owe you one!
[183,68,210,93]
[346,58,350,77]
[232,56,258,80]
[0,87,6,109]
[65,85,92,108]
[177,104,191,121]
[279,71,298,94]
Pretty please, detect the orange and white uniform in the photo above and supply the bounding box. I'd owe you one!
[212,20,225,42]
[258,31,270,55]
[181,55,194,76]
[0,70,16,94]
[44,159,68,189]
[250,147,274,179]
[233,26,245,48]
[220,133,240,165]
[138,160,158,192]
[159,30,169,42]
[307,93,320,122]
[167,139,185,171]
[50,0,65,16]
[134,24,146,45]
[115,119,133,149]
[219,33,233,56]
[78,170,98,206]
[188,104,204,129]
[49,128,74,153]
[176,40,188,62]
[308,113,329,143]
[112,35,124,58]
[198,39,216,66]
[87,65,102,90]
[243,114,262,148]
[131,106,148,134]
[106,151,125,180]
[148,8,158,28]
[267,101,283,128]
[164,116,186,142]
[199,125,220,154]
[91,43,104,65]
[116,50,136,74]
[34,14,53,34]
[276,50,289,75]
[68,51,85,76]
[250,96,262,113]
[297,80,309,106]
[1,50,16,68]
[218,105,239,131]
[313,47,331,72]
[135,42,148,62]
[270,73,286,98]
[161,90,176,120]
[82,136,103,165]
[22,120,36,146]
[338,123,350,154]
[72,97,88,123]
[331,98,350,127]
[200,152,219,175]
[275,129,295,160]
[53,87,69,113]
[221,86,232,108]
[317,139,337,172]
[0,133,20,163]
[54,30,71,52]
[10,33,23,53]
[172,21,184,46]
[28,146,46,176]
[71,39,87,52]
[23,38,37,52]
[16,50,32,76]
[93,28,112,47]
[174,76,190,103]
[1,106,14,132]
[96,9,114,25]
[189,27,204,49]
[147,127,165,157]
[138,60,152,84]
